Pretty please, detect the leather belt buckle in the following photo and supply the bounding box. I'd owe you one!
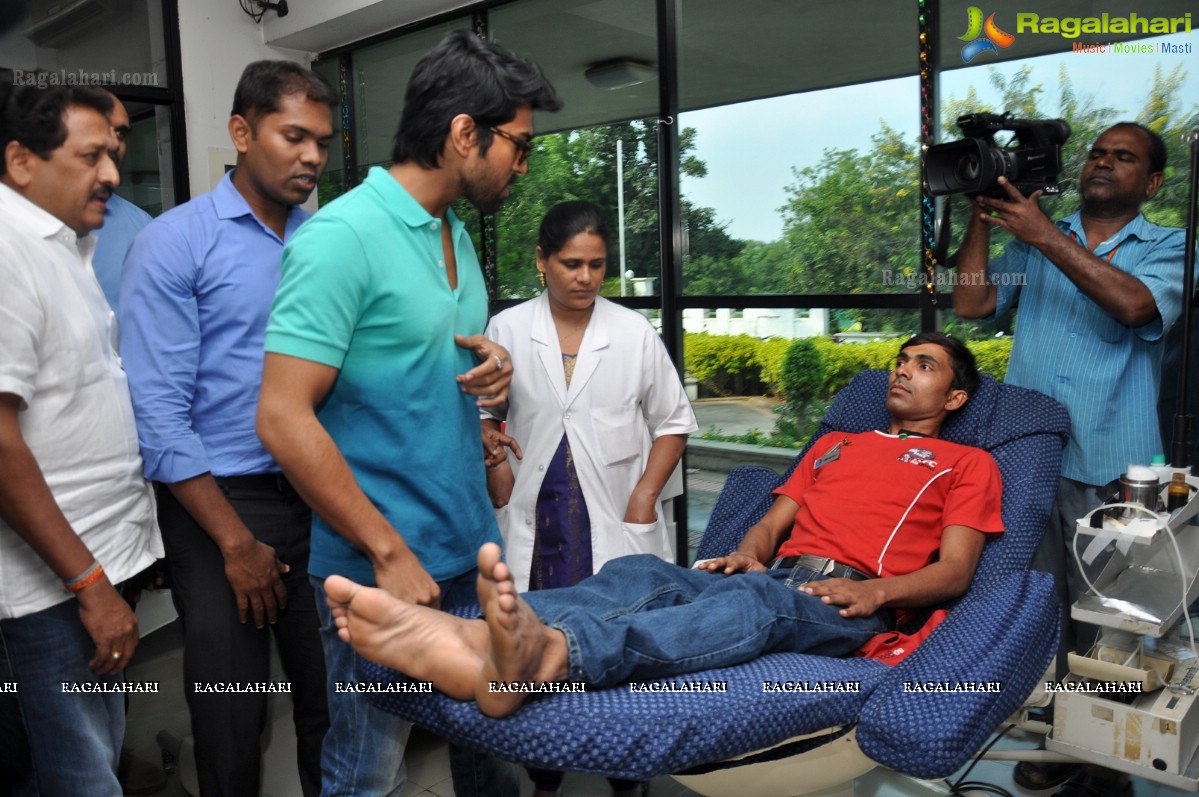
[770,553,873,581]
[796,554,837,575]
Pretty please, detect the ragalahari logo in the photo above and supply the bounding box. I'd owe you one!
[959,7,1016,62]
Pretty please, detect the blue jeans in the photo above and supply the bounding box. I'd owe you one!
[0,598,124,796]
[312,570,519,797]
[522,555,891,688]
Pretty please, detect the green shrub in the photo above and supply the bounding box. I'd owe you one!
[811,338,899,395]
[780,339,824,413]
[966,338,1012,381]
[683,333,1013,402]
[684,334,800,397]
[755,338,792,395]
[683,333,767,396]
[690,330,1016,450]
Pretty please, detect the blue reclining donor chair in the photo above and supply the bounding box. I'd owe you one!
[362,369,1070,796]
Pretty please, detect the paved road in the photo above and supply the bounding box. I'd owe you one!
[692,396,783,438]
[684,396,789,560]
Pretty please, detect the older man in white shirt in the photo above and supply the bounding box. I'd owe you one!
[0,84,163,796]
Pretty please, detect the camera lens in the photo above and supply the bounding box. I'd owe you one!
[955,154,981,183]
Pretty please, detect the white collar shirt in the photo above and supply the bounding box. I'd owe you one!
[0,182,162,619]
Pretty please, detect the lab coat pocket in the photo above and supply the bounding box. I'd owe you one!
[593,406,642,466]
[622,520,671,560]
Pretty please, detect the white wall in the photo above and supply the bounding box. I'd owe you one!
[176,0,311,198]
[176,0,474,199]
[682,308,830,339]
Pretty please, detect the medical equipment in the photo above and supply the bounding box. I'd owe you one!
[1046,474,1199,791]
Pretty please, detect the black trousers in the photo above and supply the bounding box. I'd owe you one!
[159,479,328,797]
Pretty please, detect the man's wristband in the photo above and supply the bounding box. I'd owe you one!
[64,561,105,593]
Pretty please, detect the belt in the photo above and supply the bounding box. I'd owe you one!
[214,473,294,493]
[769,554,874,582]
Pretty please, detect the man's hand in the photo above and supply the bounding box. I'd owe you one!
[482,420,518,507]
[455,334,512,407]
[483,425,522,468]
[222,538,288,628]
[77,581,139,673]
[800,578,887,618]
[374,551,440,609]
[119,559,168,606]
[695,551,766,575]
[973,177,1057,247]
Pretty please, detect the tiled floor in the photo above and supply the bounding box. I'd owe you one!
[124,616,1199,797]
[122,617,711,797]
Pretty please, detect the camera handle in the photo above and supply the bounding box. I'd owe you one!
[932,196,952,266]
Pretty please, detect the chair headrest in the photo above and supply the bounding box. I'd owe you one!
[822,370,1070,452]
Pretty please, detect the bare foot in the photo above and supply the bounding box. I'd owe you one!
[324,574,487,700]
[474,543,568,717]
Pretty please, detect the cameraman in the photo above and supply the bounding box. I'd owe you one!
[951,122,1187,796]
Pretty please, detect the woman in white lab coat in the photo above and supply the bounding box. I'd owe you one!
[483,201,696,796]
[483,200,697,593]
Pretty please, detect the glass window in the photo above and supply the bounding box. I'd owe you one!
[488,0,661,300]
[683,306,925,560]
[489,0,659,136]
[1,0,169,88]
[677,1,920,296]
[312,57,347,206]
[117,100,177,215]
[0,3,179,213]
[672,1,927,548]
[680,85,921,296]
[498,119,662,299]
[352,20,465,172]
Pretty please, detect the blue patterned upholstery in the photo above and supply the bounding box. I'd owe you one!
[360,369,1069,780]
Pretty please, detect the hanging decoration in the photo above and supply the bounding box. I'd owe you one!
[918,0,939,307]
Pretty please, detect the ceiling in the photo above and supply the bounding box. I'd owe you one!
[332,0,1193,136]
[3,0,1186,143]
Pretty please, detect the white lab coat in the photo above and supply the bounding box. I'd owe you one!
[484,293,698,591]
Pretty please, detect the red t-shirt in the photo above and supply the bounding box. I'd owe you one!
[773,431,1004,578]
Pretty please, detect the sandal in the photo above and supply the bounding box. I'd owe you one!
[1012,761,1081,790]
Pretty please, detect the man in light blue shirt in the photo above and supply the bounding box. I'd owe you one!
[120,61,335,797]
[952,122,1186,795]
[92,94,151,316]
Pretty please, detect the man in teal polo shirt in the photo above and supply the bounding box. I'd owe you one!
[257,29,560,797]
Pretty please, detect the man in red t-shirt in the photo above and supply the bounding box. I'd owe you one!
[322,332,1004,717]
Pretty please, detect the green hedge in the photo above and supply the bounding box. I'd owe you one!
[966,339,1012,382]
[684,333,1012,398]
[683,333,778,396]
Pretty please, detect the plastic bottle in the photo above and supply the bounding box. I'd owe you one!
[1151,454,1173,484]
[1168,473,1191,512]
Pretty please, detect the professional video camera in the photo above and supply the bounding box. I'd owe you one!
[925,112,1071,198]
